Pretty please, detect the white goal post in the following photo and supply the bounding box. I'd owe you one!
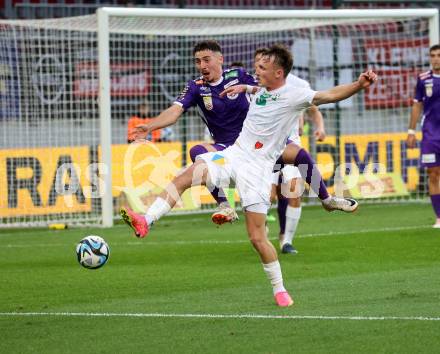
[0,8,438,227]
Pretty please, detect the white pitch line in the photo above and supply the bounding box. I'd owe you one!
[0,312,439,322]
[0,224,432,249]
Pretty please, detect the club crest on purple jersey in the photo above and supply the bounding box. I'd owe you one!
[202,95,213,110]
[425,82,433,97]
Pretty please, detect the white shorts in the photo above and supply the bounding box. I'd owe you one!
[272,166,302,184]
[272,136,302,184]
[197,144,272,210]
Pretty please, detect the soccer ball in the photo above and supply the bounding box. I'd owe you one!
[76,235,110,269]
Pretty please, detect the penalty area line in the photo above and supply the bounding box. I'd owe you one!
[0,312,439,322]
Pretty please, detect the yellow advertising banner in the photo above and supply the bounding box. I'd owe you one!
[316,132,423,192]
[339,132,422,191]
[108,142,183,198]
[0,146,91,217]
[0,131,427,218]
[344,172,409,199]
[114,141,214,211]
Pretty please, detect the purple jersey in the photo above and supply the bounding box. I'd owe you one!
[174,68,257,145]
[414,70,440,145]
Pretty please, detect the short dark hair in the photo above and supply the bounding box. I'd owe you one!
[430,44,440,53]
[193,40,222,55]
[263,44,293,78]
[230,61,245,68]
[254,47,269,58]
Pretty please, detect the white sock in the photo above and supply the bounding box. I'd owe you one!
[219,200,230,208]
[262,260,286,295]
[282,206,301,247]
[145,197,171,226]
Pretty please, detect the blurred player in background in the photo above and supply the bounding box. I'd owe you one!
[407,44,440,228]
[134,40,257,224]
[127,100,174,143]
[230,61,245,69]
[127,100,161,143]
[121,44,376,307]
[254,48,326,254]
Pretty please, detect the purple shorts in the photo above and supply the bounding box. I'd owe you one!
[421,139,440,168]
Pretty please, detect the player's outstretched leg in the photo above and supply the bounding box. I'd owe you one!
[283,145,359,213]
[190,144,238,225]
[121,160,209,238]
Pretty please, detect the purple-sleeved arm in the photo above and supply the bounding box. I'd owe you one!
[414,77,424,102]
[174,80,198,111]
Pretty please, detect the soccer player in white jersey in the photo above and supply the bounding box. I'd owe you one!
[255,48,326,254]
[120,44,377,307]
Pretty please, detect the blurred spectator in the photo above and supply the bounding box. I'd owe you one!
[127,100,162,143]
[230,61,245,69]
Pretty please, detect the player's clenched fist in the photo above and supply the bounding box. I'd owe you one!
[133,123,152,141]
[358,69,378,88]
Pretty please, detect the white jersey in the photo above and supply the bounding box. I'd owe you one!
[236,83,316,164]
[286,73,311,143]
[286,73,310,89]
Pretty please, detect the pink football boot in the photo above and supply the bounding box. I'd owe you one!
[274,291,294,307]
[120,206,149,238]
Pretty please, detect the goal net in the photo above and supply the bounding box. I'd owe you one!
[0,8,437,227]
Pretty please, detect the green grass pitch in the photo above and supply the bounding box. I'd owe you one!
[1,203,440,353]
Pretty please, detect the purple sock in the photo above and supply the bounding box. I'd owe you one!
[430,194,440,218]
[277,196,288,234]
[189,144,228,205]
[294,149,329,200]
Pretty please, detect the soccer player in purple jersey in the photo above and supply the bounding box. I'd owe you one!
[407,44,440,228]
[134,40,257,224]
[121,44,376,307]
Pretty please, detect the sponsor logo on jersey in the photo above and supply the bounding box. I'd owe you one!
[225,70,238,80]
[177,84,189,100]
[203,96,213,110]
[256,92,280,106]
[254,141,263,149]
[419,70,431,80]
[223,79,239,89]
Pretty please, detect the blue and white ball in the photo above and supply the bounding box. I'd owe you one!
[76,235,110,269]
